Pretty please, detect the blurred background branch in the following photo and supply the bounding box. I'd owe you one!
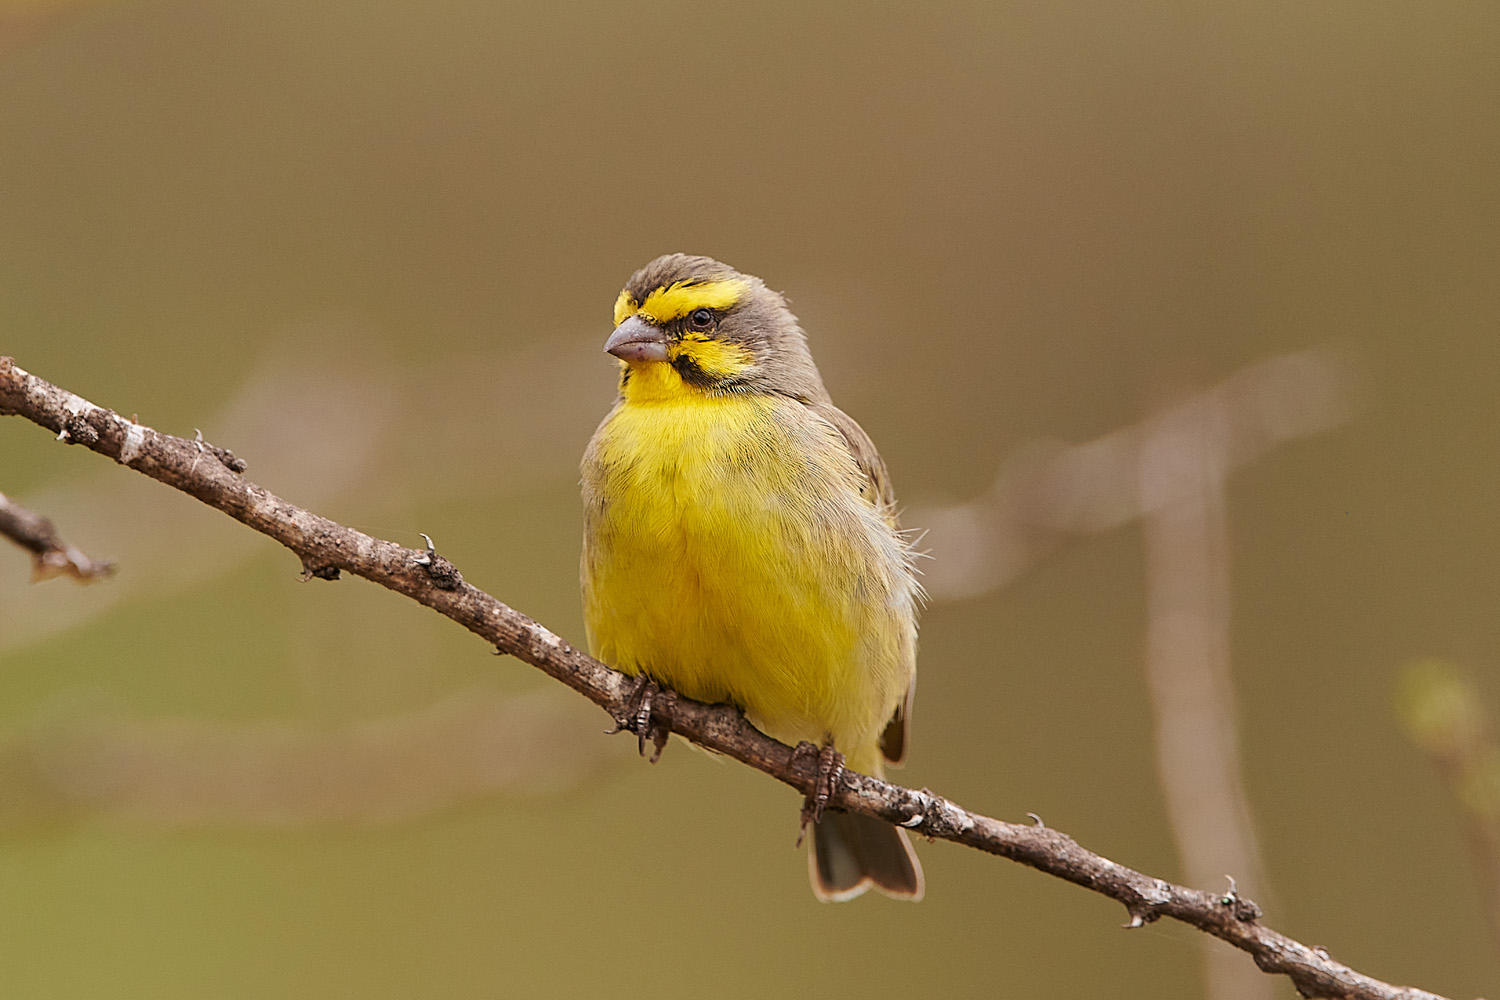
[1140,392,1269,1000]
[0,326,600,654]
[1397,660,1500,956]
[0,689,618,831]
[912,350,1350,602]
[0,490,115,582]
[915,350,1351,1000]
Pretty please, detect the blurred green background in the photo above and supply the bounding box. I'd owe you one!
[1,1,1497,996]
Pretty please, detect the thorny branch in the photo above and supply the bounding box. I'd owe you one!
[0,357,1453,1000]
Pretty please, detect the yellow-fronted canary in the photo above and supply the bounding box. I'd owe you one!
[581,254,923,900]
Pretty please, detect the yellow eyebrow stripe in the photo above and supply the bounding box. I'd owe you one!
[612,289,636,327]
[613,278,749,326]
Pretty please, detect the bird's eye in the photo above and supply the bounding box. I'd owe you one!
[689,308,715,330]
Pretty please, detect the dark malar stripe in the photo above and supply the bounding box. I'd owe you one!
[670,353,722,389]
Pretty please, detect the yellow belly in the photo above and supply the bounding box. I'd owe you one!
[581,391,916,769]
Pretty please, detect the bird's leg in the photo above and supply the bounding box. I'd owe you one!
[794,741,846,846]
[604,674,648,736]
[606,674,675,763]
[639,685,674,763]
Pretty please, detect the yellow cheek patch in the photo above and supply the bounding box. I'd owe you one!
[670,334,756,378]
[613,278,750,326]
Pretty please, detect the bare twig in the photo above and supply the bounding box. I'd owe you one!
[0,490,115,582]
[0,357,1451,1000]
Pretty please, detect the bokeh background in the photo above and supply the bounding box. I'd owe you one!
[2,1,1498,997]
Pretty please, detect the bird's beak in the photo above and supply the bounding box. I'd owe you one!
[605,315,669,363]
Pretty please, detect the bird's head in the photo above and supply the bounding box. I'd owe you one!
[605,254,827,402]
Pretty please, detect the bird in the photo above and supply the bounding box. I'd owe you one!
[580,254,924,901]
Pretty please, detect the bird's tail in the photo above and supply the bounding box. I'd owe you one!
[810,810,924,901]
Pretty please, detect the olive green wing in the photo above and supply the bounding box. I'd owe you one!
[807,400,915,767]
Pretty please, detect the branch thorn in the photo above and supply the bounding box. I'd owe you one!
[298,560,341,581]
[191,428,247,472]
[418,533,437,561]
[412,533,462,590]
[1218,874,1262,921]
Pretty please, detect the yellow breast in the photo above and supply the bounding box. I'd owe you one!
[580,379,916,768]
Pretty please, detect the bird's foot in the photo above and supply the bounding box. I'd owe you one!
[794,742,846,847]
[606,674,675,763]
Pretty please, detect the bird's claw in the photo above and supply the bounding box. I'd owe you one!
[794,742,845,847]
[607,675,674,763]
